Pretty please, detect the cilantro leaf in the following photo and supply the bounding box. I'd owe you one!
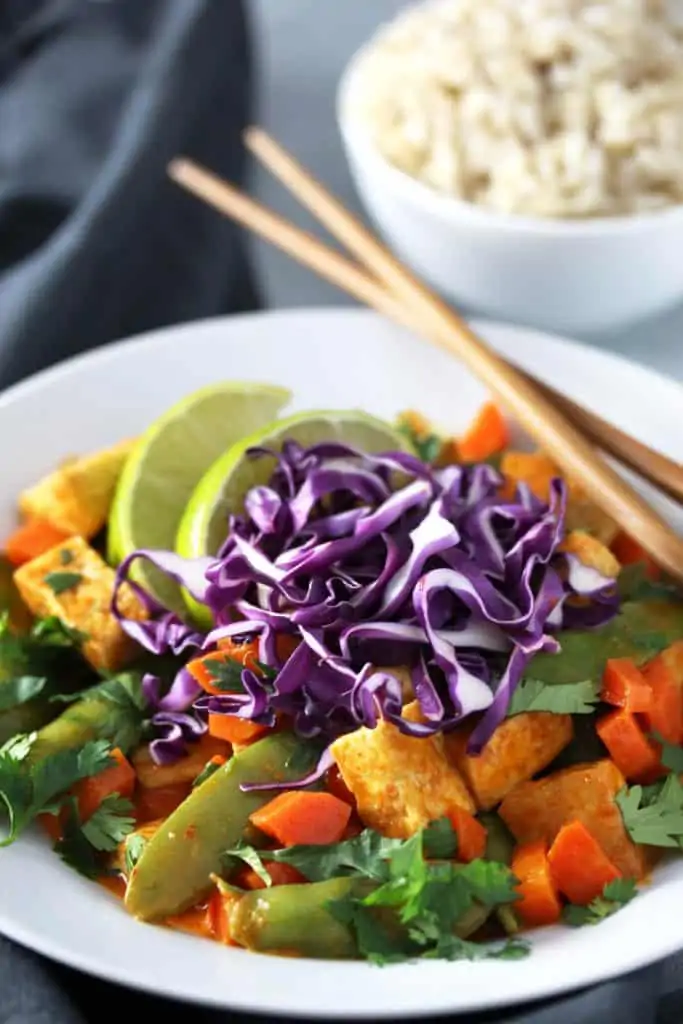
[616,776,683,847]
[266,829,404,882]
[124,833,147,874]
[651,732,683,773]
[0,613,88,715]
[564,878,638,927]
[49,673,148,751]
[43,572,82,595]
[81,794,135,852]
[0,737,115,844]
[508,677,600,716]
[223,842,274,888]
[28,616,87,647]
[205,657,276,693]
[397,422,442,465]
[423,817,458,859]
[423,933,529,962]
[54,800,100,879]
[0,676,48,712]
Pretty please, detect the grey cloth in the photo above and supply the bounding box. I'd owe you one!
[0,0,259,388]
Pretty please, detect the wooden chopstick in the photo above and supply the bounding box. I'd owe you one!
[243,129,683,503]
[167,151,683,582]
[167,156,683,506]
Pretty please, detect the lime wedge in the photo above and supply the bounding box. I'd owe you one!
[107,382,291,613]
[176,409,413,625]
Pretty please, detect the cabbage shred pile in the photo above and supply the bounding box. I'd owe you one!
[113,441,618,762]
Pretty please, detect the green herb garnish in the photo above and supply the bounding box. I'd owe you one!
[124,833,148,874]
[0,735,115,844]
[507,678,600,716]
[224,818,527,965]
[563,878,638,927]
[204,657,276,693]
[616,775,683,848]
[43,572,82,595]
[59,550,74,566]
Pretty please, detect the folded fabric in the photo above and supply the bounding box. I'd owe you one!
[0,0,259,389]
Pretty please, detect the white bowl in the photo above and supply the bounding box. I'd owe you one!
[337,42,683,335]
[1,308,683,1018]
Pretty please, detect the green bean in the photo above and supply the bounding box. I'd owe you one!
[125,732,319,921]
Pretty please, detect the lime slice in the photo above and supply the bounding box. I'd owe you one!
[176,409,413,625]
[107,382,291,613]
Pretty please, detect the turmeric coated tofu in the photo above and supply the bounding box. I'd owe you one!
[444,712,573,811]
[330,700,475,838]
[13,536,147,672]
[500,450,618,546]
[19,439,135,539]
[499,759,647,879]
[132,735,230,789]
[561,530,620,579]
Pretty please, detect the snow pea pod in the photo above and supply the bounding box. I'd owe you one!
[125,732,318,921]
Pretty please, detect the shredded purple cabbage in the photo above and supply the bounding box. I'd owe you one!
[113,440,618,758]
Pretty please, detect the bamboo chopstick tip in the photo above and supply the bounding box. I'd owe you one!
[167,157,195,183]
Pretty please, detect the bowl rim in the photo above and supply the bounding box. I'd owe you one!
[336,32,683,238]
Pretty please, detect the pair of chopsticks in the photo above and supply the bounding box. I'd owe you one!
[168,128,683,583]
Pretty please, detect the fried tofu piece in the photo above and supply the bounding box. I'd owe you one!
[13,536,147,671]
[500,450,618,546]
[132,735,229,789]
[499,759,647,879]
[330,700,475,838]
[561,530,620,579]
[19,439,135,539]
[444,712,573,811]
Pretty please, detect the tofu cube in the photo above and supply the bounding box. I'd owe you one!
[499,759,647,879]
[19,439,135,539]
[330,700,475,838]
[501,450,618,546]
[561,530,620,579]
[444,712,573,810]
[13,536,147,671]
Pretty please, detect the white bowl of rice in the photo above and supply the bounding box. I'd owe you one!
[337,0,683,334]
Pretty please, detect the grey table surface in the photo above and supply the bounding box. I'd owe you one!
[249,0,683,384]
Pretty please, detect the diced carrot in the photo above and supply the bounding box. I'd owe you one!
[249,791,352,847]
[341,815,364,840]
[610,532,660,579]
[234,861,306,890]
[208,712,271,746]
[511,839,562,928]
[4,519,72,567]
[187,637,261,697]
[134,782,191,824]
[447,806,487,863]
[458,402,509,463]
[601,658,652,714]
[165,901,215,939]
[548,820,621,905]
[326,765,356,806]
[38,811,62,842]
[596,709,664,784]
[641,642,683,745]
[72,747,136,822]
[98,874,127,900]
[208,889,240,946]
